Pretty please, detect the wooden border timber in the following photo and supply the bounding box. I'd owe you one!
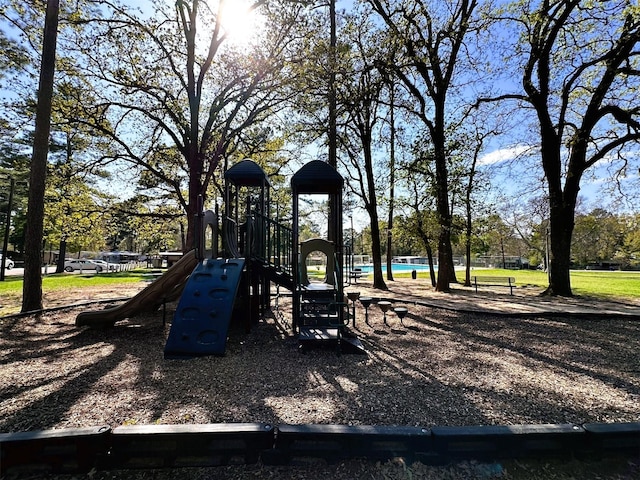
[1,422,638,475]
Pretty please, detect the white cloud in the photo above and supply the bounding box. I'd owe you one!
[478,145,533,166]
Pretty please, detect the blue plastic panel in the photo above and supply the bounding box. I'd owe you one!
[164,258,245,358]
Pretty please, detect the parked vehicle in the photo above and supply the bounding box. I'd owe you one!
[92,260,117,271]
[0,254,14,270]
[64,259,103,273]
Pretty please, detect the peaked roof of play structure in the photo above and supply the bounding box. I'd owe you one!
[291,160,343,194]
[224,159,270,187]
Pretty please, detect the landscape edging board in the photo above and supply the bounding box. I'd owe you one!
[1,421,638,475]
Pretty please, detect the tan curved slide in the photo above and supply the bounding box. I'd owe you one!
[75,250,199,328]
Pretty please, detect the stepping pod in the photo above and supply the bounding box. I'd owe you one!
[378,301,392,326]
[346,291,360,327]
[394,307,408,327]
[359,297,373,326]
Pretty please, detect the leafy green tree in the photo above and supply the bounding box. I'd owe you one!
[45,79,117,270]
[390,215,421,257]
[478,214,519,267]
[404,208,440,287]
[403,125,485,285]
[458,126,495,286]
[618,213,640,268]
[22,0,59,312]
[44,161,107,264]
[572,209,624,267]
[336,9,390,290]
[66,0,305,252]
[396,160,441,286]
[106,196,182,254]
[484,0,640,295]
[0,137,31,255]
[367,0,485,292]
[0,30,29,75]
[0,30,30,158]
[505,195,551,270]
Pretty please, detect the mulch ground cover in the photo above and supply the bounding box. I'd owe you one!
[1,285,638,479]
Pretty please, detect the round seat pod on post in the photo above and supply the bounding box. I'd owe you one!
[394,306,408,327]
[378,301,392,326]
[359,296,373,326]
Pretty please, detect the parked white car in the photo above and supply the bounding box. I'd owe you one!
[64,259,103,273]
[92,260,117,271]
[0,254,14,270]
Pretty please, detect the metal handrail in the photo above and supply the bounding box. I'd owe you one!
[252,212,293,278]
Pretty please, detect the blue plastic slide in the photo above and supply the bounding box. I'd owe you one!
[164,257,246,359]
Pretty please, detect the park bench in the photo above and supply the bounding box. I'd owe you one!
[471,275,516,295]
[349,268,364,283]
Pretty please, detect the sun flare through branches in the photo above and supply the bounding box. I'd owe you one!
[219,0,265,47]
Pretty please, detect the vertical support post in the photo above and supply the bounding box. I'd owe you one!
[195,194,204,261]
[1,177,15,282]
[213,201,219,259]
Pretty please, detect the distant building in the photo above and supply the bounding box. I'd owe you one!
[475,256,530,269]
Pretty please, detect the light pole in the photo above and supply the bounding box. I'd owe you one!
[350,215,354,271]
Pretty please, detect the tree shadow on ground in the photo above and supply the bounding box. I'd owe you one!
[1,304,638,433]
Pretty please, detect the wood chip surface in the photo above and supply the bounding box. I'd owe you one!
[1,282,638,479]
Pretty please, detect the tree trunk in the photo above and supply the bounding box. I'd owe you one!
[56,239,66,273]
[433,134,454,292]
[365,163,387,290]
[465,237,472,287]
[386,83,395,281]
[327,0,338,243]
[464,199,472,286]
[364,145,386,290]
[426,242,436,288]
[446,238,458,283]
[22,0,59,313]
[539,118,580,296]
[436,228,454,292]
[359,117,387,290]
[545,184,578,296]
[184,150,203,252]
[369,213,387,290]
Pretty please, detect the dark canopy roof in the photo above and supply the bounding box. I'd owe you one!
[224,159,270,187]
[291,160,343,194]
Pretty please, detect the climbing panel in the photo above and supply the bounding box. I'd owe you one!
[164,258,246,359]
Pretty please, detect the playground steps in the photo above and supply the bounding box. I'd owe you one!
[298,326,339,341]
[297,326,366,355]
[299,286,340,326]
[297,284,365,354]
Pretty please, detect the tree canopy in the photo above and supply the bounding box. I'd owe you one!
[1,0,639,303]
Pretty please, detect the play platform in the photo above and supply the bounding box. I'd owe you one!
[76,159,365,357]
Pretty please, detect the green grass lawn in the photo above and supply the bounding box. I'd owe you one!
[1,267,638,316]
[0,270,151,316]
[405,268,640,302]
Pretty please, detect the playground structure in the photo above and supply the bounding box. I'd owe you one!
[77,159,364,357]
[11,160,640,475]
